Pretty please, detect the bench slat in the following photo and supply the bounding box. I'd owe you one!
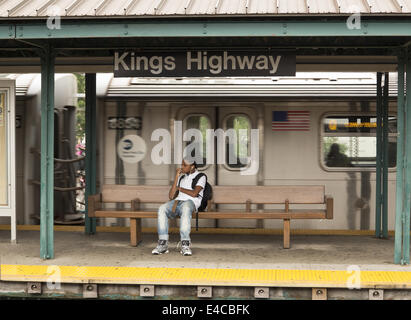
[93,210,327,219]
[212,185,325,204]
[100,185,325,204]
[102,185,170,203]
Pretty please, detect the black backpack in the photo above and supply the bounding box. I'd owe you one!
[178,172,213,230]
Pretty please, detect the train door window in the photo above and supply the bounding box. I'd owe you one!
[322,114,397,170]
[183,114,210,168]
[224,115,251,169]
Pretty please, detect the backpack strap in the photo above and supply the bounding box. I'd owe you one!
[177,175,184,187]
[191,172,206,231]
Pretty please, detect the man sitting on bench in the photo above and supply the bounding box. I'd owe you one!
[152,157,206,256]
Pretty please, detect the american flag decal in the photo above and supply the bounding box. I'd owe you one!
[272,111,310,131]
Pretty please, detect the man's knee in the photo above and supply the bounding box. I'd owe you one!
[158,203,168,217]
[182,201,194,212]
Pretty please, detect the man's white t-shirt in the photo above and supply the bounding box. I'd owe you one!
[175,170,206,211]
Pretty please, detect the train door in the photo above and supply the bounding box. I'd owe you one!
[216,104,263,228]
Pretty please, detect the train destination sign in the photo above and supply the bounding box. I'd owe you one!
[114,51,296,77]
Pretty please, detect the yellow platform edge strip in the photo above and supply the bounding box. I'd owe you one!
[0,224,395,236]
[1,264,411,289]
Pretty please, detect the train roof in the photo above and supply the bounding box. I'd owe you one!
[0,73,77,100]
[0,72,399,98]
[98,72,399,98]
[0,0,410,19]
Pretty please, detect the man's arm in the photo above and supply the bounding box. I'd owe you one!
[169,168,182,200]
[178,185,203,198]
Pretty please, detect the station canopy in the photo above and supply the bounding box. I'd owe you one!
[0,0,410,72]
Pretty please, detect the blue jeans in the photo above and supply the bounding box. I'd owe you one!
[157,199,195,241]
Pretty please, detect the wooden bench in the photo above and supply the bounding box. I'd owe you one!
[88,185,333,249]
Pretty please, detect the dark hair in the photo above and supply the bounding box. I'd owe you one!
[182,156,198,170]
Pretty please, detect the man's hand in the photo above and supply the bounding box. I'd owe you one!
[176,168,183,176]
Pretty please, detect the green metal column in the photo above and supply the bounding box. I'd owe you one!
[375,71,389,239]
[382,72,389,239]
[85,73,97,234]
[403,53,411,264]
[395,53,407,264]
[39,44,55,259]
[375,72,383,238]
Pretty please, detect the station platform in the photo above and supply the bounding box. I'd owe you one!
[0,226,411,299]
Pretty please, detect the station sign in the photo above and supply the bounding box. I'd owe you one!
[113,50,296,77]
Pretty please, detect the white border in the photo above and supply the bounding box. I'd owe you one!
[0,80,16,243]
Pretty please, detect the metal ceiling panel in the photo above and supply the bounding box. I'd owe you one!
[339,0,369,13]
[187,0,218,15]
[308,0,339,14]
[0,0,409,18]
[247,0,278,14]
[278,0,308,14]
[217,0,247,15]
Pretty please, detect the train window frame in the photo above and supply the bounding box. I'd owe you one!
[319,112,397,172]
[222,113,253,172]
[182,113,212,171]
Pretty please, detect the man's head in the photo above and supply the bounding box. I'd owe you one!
[181,156,197,174]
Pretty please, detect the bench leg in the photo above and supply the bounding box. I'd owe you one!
[283,219,290,249]
[130,218,142,247]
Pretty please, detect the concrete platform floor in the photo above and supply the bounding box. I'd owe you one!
[0,229,410,272]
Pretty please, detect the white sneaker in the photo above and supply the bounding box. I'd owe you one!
[177,240,192,256]
[152,240,169,255]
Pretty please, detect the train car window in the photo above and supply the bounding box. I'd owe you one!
[183,115,210,168]
[322,115,397,169]
[225,115,251,169]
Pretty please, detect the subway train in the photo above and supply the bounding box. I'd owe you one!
[1,72,398,232]
[0,73,78,227]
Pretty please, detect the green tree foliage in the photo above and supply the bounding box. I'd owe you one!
[74,73,85,143]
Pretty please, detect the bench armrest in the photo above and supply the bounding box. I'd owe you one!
[87,194,102,217]
[325,195,333,219]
